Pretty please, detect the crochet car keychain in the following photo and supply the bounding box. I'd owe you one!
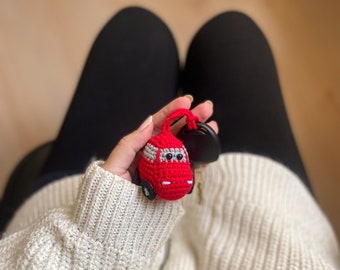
[136,108,220,201]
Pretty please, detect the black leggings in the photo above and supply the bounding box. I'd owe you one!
[38,7,311,192]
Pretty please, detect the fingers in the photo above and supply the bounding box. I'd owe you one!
[101,96,218,181]
[171,100,215,135]
[101,96,194,179]
[152,95,193,133]
[192,100,214,122]
[206,120,219,134]
[101,116,153,180]
[149,95,216,135]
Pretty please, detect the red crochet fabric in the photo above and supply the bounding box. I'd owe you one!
[138,108,199,200]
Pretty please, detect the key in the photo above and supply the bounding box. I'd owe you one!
[177,122,220,164]
[194,164,204,203]
[178,121,220,203]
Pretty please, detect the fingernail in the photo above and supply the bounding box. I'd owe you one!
[139,115,153,131]
[209,120,218,129]
[205,100,214,107]
[184,94,194,103]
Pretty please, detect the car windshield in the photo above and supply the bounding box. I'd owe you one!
[143,143,158,162]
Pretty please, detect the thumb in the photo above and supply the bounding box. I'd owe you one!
[101,116,153,180]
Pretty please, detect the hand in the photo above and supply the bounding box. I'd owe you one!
[101,96,218,181]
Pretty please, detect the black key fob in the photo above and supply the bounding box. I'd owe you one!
[177,122,221,164]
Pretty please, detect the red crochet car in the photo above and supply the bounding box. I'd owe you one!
[137,126,194,201]
[136,108,220,201]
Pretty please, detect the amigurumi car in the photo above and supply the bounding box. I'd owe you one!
[137,108,199,201]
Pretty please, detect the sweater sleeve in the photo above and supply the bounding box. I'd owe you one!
[0,161,184,269]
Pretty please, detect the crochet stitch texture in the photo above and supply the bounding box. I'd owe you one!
[138,109,199,200]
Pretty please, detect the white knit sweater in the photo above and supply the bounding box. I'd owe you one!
[1,153,339,269]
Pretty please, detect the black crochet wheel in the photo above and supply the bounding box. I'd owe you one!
[141,181,156,200]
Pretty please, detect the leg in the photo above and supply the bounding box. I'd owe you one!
[40,7,179,179]
[0,7,179,231]
[183,11,311,191]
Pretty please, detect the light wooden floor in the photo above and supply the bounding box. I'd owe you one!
[0,1,339,238]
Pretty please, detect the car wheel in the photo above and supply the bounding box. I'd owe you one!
[133,169,141,186]
[141,181,156,200]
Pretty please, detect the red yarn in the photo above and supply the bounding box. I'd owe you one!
[138,108,199,200]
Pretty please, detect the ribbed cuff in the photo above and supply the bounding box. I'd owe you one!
[73,161,184,258]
